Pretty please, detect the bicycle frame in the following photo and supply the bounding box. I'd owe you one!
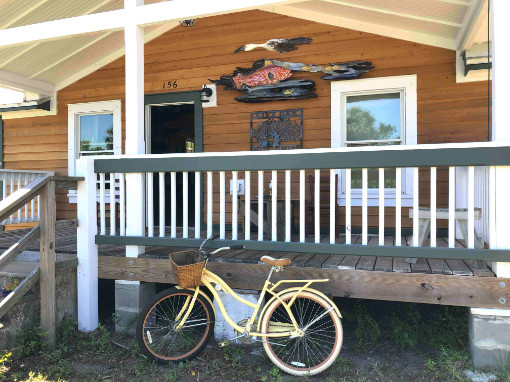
[176,263,330,339]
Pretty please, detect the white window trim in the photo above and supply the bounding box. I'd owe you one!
[331,75,417,207]
[68,100,122,203]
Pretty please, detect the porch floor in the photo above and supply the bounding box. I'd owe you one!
[0,225,494,277]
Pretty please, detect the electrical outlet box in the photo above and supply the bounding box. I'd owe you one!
[230,179,245,195]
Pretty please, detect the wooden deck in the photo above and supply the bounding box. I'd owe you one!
[0,225,494,277]
[1,223,508,309]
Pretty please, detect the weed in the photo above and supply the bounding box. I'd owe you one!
[223,346,245,368]
[87,323,112,355]
[56,317,78,352]
[133,358,157,380]
[0,352,11,380]
[423,306,468,350]
[354,302,380,349]
[497,354,510,382]
[269,365,283,382]
[15,327,47,358]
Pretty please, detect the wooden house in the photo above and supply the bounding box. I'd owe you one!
[0,0,509,367]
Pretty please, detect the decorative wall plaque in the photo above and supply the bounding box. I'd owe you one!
[250,109,303,151]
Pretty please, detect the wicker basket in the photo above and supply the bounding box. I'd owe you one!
[170,250,205,288]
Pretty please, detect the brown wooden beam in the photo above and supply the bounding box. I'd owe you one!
[0,175,50,222]
[98,256,510,310]
[0,267,40,320]
[0,224,40,270]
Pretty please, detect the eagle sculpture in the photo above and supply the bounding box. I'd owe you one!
[234,37,312,54]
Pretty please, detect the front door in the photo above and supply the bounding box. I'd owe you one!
[145,92,203,230]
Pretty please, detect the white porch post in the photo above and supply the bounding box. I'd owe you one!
[469,0,510,369]
[124,0,145,257]
[491,0,510,278]
[76,158,98,331]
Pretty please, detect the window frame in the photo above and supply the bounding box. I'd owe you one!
[331,75,417,207]
[68,100,122,203]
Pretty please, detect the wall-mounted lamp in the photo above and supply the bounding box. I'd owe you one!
[200,85,213,103]
[179,19,196,27]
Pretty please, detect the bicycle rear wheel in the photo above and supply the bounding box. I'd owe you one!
[260,291,343,376]
[136,287,215,363]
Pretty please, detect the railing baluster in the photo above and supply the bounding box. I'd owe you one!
[9,173,14,222]
[159,172,165,237]
[489,166,496,249]
[314,169,320,244]
[99,173,106,235]
[299,170,305,243]
[183,171,188,239]
[207,171,213,237]
[468,165,475,249]
[232,171,238,241]
[147,172,154,237]
[430,167,437,247]
[30,178,35,222]
[449,167,456,248]
[362,168,368,245]
[346,169,351,245]
[220,171,225,240]
[195,172,200,239]
[272,170,277,242]
[330,169,335,244]
[120,173,126,236]
[171,171,176,238]
[285,170,291,243]
[258,171,263,241]
[379,168,384,245]
[395,167,401,246]
[17,174,21,223]
[37,194,40,221]
[245,171,251,241]
[110,173,116,236]
[24,173,29,222]
[413,167,419,247]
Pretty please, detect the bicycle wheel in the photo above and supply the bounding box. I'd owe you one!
[136,287,215,364]
[260,291,343,376]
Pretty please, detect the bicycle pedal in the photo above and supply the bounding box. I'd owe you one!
[218,340,230,348]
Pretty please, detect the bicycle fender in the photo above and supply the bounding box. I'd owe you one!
[175,286,217,329]
[257,287,342,332]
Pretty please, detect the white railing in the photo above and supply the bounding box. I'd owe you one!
[89,143,510,260]
[0,169,53,225]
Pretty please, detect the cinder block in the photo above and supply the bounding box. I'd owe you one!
[469,309,510,368]
[114,281,156,334]
[213,289,260,342]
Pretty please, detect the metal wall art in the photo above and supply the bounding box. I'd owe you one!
[250,109,303,151]
[234,37,313,53]
[210,58,373,103]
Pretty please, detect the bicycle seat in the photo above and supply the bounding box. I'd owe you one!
[261,256,291,267]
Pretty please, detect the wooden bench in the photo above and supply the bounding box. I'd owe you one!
[409,207,484,249]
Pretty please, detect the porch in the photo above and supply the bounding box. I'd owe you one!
[0,224,506,310]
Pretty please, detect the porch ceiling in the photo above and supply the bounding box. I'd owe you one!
[0,0,489,97]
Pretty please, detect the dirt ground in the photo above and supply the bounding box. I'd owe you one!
[1,300,509,382]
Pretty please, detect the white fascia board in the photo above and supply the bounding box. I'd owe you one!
[55,23,178,91]
[456,0,488,51]
[0,70,55,96]
[265,4,456,50]
[0,9,125,48]
[134,0,304,26]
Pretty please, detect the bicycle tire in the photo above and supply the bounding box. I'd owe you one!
[260,290,343,376]
[136,287,215,364]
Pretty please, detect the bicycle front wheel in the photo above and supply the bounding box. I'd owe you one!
[260,291,343,376]
[136,287,215,364]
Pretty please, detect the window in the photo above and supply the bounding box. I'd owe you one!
[68,100,121,202]
[331,75,417,206]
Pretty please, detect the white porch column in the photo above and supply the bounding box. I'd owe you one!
[469,0,510,369]
[491,0,510,278]
[124,0,145,257]
[76,158,98,331]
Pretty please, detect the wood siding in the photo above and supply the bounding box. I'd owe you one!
[2,10,491,229]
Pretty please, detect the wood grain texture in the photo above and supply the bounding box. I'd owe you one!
[97,256,510,309]
[2,10,491,227]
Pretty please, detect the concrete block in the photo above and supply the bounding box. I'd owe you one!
[114,281,155,334]
[469,308,510,369]
[213,289,259,342]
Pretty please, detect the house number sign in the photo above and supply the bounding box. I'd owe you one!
[162,81,178,89]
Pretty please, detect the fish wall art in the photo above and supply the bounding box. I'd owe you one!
[210,57,373,103]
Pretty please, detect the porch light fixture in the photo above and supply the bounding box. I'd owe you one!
[200,85,213,103]
[179,19,196,27]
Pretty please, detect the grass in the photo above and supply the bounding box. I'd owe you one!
[0,301,508,381]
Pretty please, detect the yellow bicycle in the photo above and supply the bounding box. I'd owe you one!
[136,235,343,376]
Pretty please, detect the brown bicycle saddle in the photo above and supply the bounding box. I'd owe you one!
[260,256,291,267]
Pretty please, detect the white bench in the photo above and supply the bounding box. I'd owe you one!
[409,207,484,249]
